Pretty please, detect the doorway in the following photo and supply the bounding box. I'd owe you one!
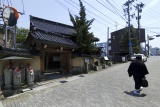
[45,53,60,70]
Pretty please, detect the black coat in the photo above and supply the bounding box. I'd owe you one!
[128,61,149,79]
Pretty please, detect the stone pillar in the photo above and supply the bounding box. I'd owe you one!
[4,64,12,90]
[19,63,25,84]
[26,64,34,86]
[13,66,21,90]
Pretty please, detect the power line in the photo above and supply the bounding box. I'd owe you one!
[64,0,116,30]
[146,29,160,34]
[82,0,117,23]
[105,0,139,27]
[68,0,115,27]
[82,0,126,29]
[55,0,112,35]
[9,0,12,6]
[55,0,77,15]
[64,0,110,35]
[105,0,126,21]
[149,8,160,17]
[111,0,121,10]
[142,10,159,20]
[64,0,79,10]
[6,0,9,6]
[143,4,160,18]
[96,0,127,22]
[142,19,160,27]
[143,27,160,29]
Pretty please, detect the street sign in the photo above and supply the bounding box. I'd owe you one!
[129,41,132,46]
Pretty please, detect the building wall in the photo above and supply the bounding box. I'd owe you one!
[70,56,101,74]
[110,28,145,55]
[96,42,109,57]
[71,57,100,67]
[72,57,84,67]
[150,47,160,56]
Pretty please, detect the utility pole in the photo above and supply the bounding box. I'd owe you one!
[123,0,134,58]
[135,2,144,53]
[115,22,117,31]
[145,39,146,56]
[127,1,132,57]
[106,27,109,57]
[147,35,150,56]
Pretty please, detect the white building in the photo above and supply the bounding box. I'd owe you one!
[150,47,160,56]
[96,41,111,57]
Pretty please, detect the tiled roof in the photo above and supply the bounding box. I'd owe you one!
[30,15,76,36]
[0,47,41,56]
[30,30,78,48]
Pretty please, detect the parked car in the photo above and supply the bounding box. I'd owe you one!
[130,54,147,62]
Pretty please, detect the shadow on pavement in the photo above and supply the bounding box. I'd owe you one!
[78,74,85,77]
[44,72,70,80]
[124,91,146,97]
[60,80,68,83]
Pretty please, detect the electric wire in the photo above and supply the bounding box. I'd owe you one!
[81,0,125,28]
[111,0,121,11]
[68,0,115,27]
[6,0,9,6]
[62,0,115,31]
[146,29,160,34]
[144,6,160,18]
[0,0,1,7]
[96,0,127,22]
[64,0,113,28]
[55,0,111,35]
[54,0,77,17]
[149,8,160,17]
[144,27,160,29]
[9,0,12,6]
[105,0,126,21]
[142,19,160,27]
[2,0,4,7]
[142,10,159,20]
[67,0,115,32]
[121,1,137,28]
[110,0,137,27]
[82,0,116,23]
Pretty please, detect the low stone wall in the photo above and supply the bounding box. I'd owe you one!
[69,66,84,75]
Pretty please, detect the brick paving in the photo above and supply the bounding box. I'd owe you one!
[0,57,160,107]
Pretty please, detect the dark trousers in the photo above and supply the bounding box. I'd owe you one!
[133,76,142,90]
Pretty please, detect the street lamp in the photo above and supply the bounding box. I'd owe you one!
[147,34,160,57]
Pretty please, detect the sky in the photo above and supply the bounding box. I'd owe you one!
[1,0,160,48]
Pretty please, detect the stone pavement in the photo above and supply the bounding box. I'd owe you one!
[0,57,160,107]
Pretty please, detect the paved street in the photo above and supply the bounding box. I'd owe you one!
[0,56,160,107]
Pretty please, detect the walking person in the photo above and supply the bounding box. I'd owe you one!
[128,55,149,95]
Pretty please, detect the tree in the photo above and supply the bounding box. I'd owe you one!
[120,26,140,54]
[69,0,99,54]
[16,27,29,43]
